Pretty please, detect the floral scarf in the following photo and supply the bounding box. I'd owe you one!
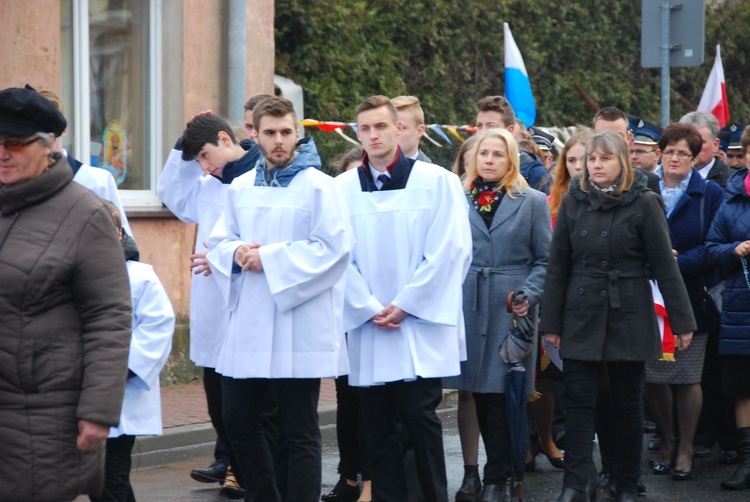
[470,177,504,228]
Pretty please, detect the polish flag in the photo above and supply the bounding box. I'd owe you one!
[504,23,536,127]
[697,45,729,128]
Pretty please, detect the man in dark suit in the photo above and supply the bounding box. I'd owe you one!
[679,111,732,188]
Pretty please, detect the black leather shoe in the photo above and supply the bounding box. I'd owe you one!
[647,436,660,452]
[190,461,227,483]
[720,449,740,464]
[321,477,360,502]
[672,469,692,481]
[456,467,482,502]
[552,487,587,502]
[693,445,712,458]
[616,493,637,502]
[482,479,513,502]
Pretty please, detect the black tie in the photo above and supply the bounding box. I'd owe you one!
[377,173,390,190]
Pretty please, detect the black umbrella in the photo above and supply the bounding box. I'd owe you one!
[499,290,535,500]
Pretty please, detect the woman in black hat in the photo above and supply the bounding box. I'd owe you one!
[0,85,132,501]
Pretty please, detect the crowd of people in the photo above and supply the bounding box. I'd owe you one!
[2,83,750,502]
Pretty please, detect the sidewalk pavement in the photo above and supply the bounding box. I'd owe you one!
[132,378,337,471]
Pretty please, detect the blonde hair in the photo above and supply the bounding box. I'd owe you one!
[462,128,528,198]
[390,95,425,125]
[38,89,64,114]
[549,128,592,218]
[580,132,634,192]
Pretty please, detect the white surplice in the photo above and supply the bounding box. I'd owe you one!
[336,162,472,387]
[157,149,229,368]
[207,167,353,379]
[109,260,175,437]
[69,153,133,239]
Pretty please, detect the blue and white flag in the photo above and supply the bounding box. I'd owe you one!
[504,23,536,127]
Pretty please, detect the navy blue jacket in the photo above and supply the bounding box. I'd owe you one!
[705,168,750,355]
[520,150,550,194]
[665,171,724,333]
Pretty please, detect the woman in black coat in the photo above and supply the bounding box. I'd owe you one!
[540,132,695,502]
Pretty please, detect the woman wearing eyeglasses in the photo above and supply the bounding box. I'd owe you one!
[643,124,725,482]
[706,124,750,491]
[0,86,132,501]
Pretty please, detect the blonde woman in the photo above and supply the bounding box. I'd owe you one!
[444,128,551,501]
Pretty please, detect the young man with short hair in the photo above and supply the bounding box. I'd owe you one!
[390,95,432,163]
[475,95,550,192]
[158,111,261,499]
[593,107,661,193]
[207,97,353,502]
[336,95,472,502]
[243,93,275,141]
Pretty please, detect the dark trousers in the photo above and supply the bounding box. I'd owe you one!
[563,360,644,496]
[203,367,230,466]
[359,377,448,502]
[334,375,370,481]
[696,328,737,449]
[90,435,136,502]
[473,393,512,484]
[222,377,321,502]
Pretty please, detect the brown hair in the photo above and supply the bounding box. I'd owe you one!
[462,128,528,198]
[355,95,398,124]
[476,96,515,127]
[658,123,702,158]
[451,135,479,179]
[580,132,634,192]
[592,107,628,127]
[252,97,297,130]
[741,125,750,155]
[390,95,425,125]
[102,199,122,232]
[548,129,593,218]
[331,145,363,175]
[38,89,65,115]
[244,93,275,112]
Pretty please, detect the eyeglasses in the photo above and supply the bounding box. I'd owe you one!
[629,149,657,156]
[0,136,42,153]
[662,150,693,160]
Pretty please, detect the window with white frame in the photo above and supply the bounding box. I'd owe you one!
[61,0,162,207]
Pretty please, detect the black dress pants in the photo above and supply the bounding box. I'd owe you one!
[334,375,370,481]
[563,359,645,497]
[359,377,448,502]
[222,377,321,502]
[203,367,230,466]
[90,434,136,502]
[473,392,512,484]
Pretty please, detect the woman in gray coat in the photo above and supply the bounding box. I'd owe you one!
[444,128,551,501]
[540,133,695,502]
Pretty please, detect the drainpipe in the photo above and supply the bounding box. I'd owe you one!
[227,0,247,124]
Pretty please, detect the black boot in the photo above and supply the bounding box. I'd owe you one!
[721,426,750,490]
[456,465,482,502]
[551,487,587,502]
[481,478,513,502]
[615,494,637,502]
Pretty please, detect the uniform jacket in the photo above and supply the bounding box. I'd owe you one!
[663,171,724,333]
[443,187,551,394]
[540,170,695,361]
[0,154,132,501]
[705,168,750,355]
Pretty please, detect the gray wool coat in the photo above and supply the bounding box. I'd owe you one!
[444,186,551,394]
[539,172,696,362]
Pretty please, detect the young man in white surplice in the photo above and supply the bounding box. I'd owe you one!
[206,97,354,502]
[335,95,472,502]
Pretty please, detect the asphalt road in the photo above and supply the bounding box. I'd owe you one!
[78,392,748,501]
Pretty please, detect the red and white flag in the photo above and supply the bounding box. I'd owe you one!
[697,45,729,128]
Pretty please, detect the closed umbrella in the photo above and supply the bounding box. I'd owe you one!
[499,290,535,500]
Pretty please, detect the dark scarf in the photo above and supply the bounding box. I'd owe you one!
[587,178,624,211]
[357,147,415,192]
[470,177,505,228]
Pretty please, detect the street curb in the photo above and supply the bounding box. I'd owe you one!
[132,404,339,470]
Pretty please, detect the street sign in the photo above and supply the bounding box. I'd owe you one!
[641,0,705,68]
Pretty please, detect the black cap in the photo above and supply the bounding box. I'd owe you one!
[529,126,554,151]
[718,122,746,151]
[0,85,67,137]
[633,121,662,145]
